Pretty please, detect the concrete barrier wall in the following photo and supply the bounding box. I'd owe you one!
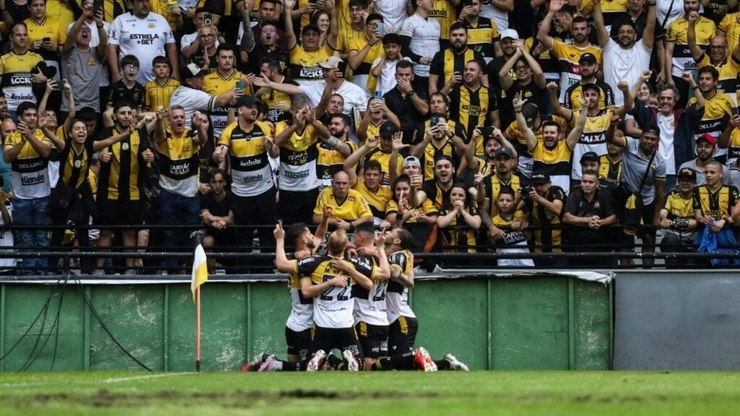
[0,274,612,371]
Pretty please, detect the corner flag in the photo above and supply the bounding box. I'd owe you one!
[191,243,208,301]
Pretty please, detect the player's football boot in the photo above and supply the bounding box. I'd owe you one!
[343,350,360,372]
[306,349,327,372]
[413,347,438,372]
[240,352,268,372]
[444,353,469,371]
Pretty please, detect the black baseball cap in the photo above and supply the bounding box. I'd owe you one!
[495,147,515,159]
[579,53,597,64]
[236,96,257,108]
[580,151,600,163]
[677,167,697,181]
[379,120,398,137]
[530,172,551,184]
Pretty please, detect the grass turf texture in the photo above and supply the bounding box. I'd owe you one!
[0,371,738,415]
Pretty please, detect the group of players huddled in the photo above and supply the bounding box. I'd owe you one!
[239,206,469,372]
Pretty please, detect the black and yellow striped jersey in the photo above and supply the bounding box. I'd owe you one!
[317,140,358,186]
[418,137,460,182]
[386,249,415,322]
[54,139,93,191]
[578,0,628,26]
[483,174,522,218]
[550,41,602,100]
[421,180,454,213]
[693,184,739,219]
[156,127,200,197]
[429,47,487,92]
[438,204,479,253]
[144,78,181,112]
[505,115,568,160]
[492,210,528,248]
[463,16,500,62]
[448,84,496,149]
[598,154,622,192]
[385,197,439,222]
[96,126,150,201]
[430,0,458,41]
[564,80,615,111]
[531,140,572,179]
[525,185,565,253]
[217,120,275,197]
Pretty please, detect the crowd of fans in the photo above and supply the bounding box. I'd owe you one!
[0,0,739,275]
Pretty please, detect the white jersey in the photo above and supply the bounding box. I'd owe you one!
[108,11,175,85]
[603,39,651,107]
[168,86,216,128]
[286,271,314,332]
[300,80,368,114]
[373,0,407,33]
[480,2,508,31]
[385,250,416,323]
[399,14,440,78]
[353,256,389,326]
[371,57,400,96]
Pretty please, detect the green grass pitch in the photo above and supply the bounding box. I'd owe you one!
[0,371,739,415]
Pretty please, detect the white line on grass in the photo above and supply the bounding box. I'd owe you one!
[0,372,195,389]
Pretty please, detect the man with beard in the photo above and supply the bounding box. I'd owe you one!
[563,53,615,112]
[664,0,716,108]
[343,159,392,226]
[344,121,403,188]
[537,0,603,104]
[409,104,466,182]
[518,93,584,193]
[0,23,43,116]
[486,29,521,102]
[688,66,734,162]
[679,134,732,186]
[428,22,488,97]
[409,155,458,214]
[317,113,355,188]
[458,0,502,65]
[593,0,657,107]
[476,147,521,243]
[382,60,430,143]
[446,61,497,149]
[202,44,255,138]
[688,16,740,104]
[199,169,235,273]
[255,59,298,124]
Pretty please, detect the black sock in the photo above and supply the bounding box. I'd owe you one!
[435,359,450,371]
[326,353,341,370]
[280,360,302,371]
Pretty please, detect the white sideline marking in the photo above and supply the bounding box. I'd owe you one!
[0,372,194,389]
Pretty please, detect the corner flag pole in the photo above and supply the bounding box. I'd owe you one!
[196,286,202,372]
[191,239,208,373]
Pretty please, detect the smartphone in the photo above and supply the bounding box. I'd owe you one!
[374,90,382,100]
[430,116,439,126]
[53,80,66,91]
[464,0,473,5]
[376,22,384,36]
[93,0,103,12]
[733,106,738,117]
[236,80,245,90]
[480,126,494,137]
[203,13,212,26]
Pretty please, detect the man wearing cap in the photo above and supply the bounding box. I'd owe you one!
[678,133,733,186]
[464,126,518,179]
[523,171,568,267]
[486,28,520,99]
[459,0,502,65]
[214,95,280,269]
[550,79,634,182]
[282,0,338,89]
[169,63,242,128]
[563,52,615,112]
[537,0,603,104]
[429,22,488,97]
[688,66,735,163]
[410,108,466,182]
[478,146,522,242]
[659,167,699,266]
[498,43,547,130]
[344,120,403,188]
[606,120,666,268]
[592,0,656,107]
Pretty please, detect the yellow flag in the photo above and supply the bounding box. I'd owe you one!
[191,243,208,301]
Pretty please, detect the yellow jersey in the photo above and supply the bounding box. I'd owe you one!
[313,187,373,222]
[665,16,716,77]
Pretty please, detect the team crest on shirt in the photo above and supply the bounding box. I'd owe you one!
[148,22,156,28]
[74,160,82,168]
[122,143,129,151]
[347,196,355,201]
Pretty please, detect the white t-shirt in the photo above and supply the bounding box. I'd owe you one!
[300,80,368,114]
[108,11,175,85]
[373,0,408,34]
[603,39,652,107]
[169,86,216,127]
[657,112,677,175]
[480,2,509,31]
[399,14,440,78]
